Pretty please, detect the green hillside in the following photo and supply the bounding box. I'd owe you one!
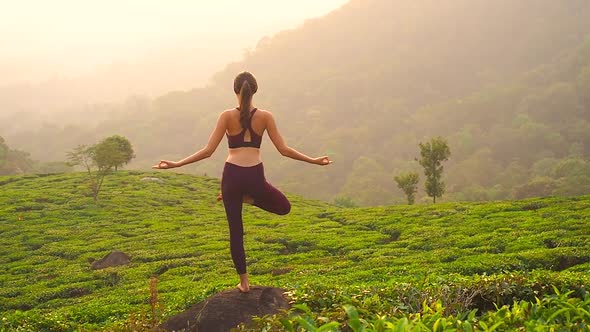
[1,172,589,330]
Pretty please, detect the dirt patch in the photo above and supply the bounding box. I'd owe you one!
[271,267,293,276]
[91,251,131,270]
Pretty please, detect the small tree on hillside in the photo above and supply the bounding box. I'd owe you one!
[67,145,109,201]
[417,137,451,203]
[334,196,358,208]
[101,135,135,171]
[394,171,420,204]
[67,136,134,201]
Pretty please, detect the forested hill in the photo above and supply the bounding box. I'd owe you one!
[3,0,590,205]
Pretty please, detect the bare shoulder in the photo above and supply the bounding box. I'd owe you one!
[219,108,238,119]
[256,108,271,114]
[221,108,238,115]
[256,109,275,120]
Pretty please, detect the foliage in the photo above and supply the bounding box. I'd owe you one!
[513,176,556,200]
[333,196,358,208]
[0,172,589,330]
[0,137,71,176]
[66,144,110,201]
[418,137,451,203]
[241,291,590,332]
[33,161,73,174]
[0,136,35,175]
[99,135,135,171]
[66,136,135,201]
[394,171,419,204]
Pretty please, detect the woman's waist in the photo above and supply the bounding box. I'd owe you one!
[226,148,262,167]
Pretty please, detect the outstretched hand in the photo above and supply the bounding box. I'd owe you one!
[152,160,179,169]
[313,156,333,166]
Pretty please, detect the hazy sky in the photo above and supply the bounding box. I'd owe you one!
[0,0,348,85]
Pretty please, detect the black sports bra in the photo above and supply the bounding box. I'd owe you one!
[226,108,263,149]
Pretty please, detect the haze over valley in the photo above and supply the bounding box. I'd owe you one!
[2,0,590,205]
[0,0,347,109]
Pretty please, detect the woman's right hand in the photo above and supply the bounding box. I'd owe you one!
[152,160,179,169]
[312,156,333,166]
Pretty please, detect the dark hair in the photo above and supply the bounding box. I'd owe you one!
[233,71,258,129]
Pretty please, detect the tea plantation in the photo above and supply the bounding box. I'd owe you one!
[0,171,589,331]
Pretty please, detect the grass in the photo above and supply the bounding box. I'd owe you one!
[0,171,589,331]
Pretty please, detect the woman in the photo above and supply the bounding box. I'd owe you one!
[153,71,332,292]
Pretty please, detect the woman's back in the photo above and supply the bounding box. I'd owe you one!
[225,107,267,167]
[225,108,265,140]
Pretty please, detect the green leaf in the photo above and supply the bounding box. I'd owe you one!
[294,316,317,331]
[577,308,590,320]
[293,303,313,315]
[468,309,478,321]
[343,304,359,321]
[318,322,341,331]
[461,320,474,332]
[546,308,570,322]
[487,322,504,332]
[343,304,364,332]
[280,318,294,331]
[479,321,488,330]
[394,317,409,332]
[433,317,441,331]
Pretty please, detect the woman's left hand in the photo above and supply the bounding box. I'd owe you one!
[313,156,333,166]
[152,160,179,169]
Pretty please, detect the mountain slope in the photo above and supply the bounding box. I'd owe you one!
[4,0,590,205]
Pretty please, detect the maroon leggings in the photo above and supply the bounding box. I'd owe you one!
[221,162,291,274]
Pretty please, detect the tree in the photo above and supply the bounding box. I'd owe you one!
[513,176,556,199]
[339,156,395,206]
[394,171,419,204]
[66,136,134,201]
[333,196,358,208]
[0,136,35,175]
[67,145,107,201]
[34,161,73,174]
[98,135,135,171]
[417,137,451,203]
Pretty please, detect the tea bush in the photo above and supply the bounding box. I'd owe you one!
[0,172,588,331]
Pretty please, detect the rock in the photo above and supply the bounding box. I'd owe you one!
[91,251,131,270]
[140,177,165,184]
[159,286,291,332]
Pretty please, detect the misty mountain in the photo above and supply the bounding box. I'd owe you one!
[0,50,226,113]
[4,0,590,205]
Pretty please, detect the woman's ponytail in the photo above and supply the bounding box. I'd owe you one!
[239,80,253,128]
[234,71,258,129]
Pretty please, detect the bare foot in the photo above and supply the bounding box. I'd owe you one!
[237,273,250,292]
[237,282,250,293]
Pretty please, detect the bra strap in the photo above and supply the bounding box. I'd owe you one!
[247,108,257,128]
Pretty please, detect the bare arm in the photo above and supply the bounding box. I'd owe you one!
[153,112,227,169]
[266,112,332,165]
